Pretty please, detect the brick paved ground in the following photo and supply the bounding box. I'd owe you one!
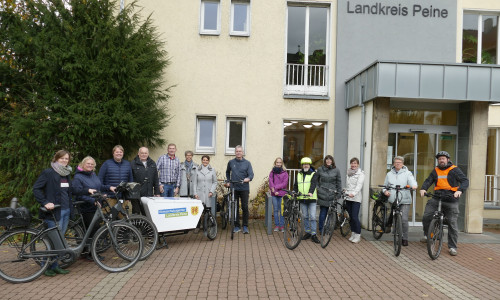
[1,221,499,299]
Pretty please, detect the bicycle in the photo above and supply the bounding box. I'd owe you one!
[371,190,390,240]
[337,191,352,238]
[424,192,450,260]
[377,184,412,257]
[0,196,143,284]
[201,204,217,240]
[282,189,305,250]
[318,187,340,248]
[218,179,229,230]
[224,180,244,240]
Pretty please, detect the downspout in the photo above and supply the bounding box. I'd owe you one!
[360,85,365,169]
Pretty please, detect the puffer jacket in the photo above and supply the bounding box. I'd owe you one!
[345,168,365,203]
[98,159,133,194]
[383,165,417,204]
[131,156,160,197]
[73,167,105,213]
[316,165,342,207]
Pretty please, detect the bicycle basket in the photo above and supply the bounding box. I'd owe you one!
[371,191,388,203]
[0,206,31,227]
[122,182,141,200]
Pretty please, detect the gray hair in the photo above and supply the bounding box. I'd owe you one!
[185,150,194,156]
[393,156,404,163]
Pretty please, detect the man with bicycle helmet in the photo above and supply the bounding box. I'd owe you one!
[293,157,320,243]
[419,151,469,256]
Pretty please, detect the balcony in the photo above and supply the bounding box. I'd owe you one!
[284,63,328,97]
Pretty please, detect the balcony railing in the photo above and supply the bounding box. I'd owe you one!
[485,175,500,205]
[284,63,328,96]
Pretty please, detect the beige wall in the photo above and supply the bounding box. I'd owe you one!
[133,1,337,197]
[489,105,500,127]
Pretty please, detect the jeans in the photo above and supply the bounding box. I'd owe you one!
[300,202,317,235]
[272,196,284,227]
[346,201,361,234]
[318,205,329,233]
[45,208,70,269]
[234,190,249,228]
[422,198,459,249]
[161,183,175,197]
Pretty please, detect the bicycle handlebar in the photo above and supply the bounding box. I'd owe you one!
[40,204,61,213]
[378,184,413,190]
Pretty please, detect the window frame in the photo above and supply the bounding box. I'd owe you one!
[195,115,217,154]
[230,0,251,36]
[462,10,500,64]
[200,0,221,35]
[225,117,247,155]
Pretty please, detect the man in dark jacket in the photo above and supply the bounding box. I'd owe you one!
[419,151,469,256]
[131,147,160,215]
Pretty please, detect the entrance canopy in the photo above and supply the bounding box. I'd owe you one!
[345,61,500,109]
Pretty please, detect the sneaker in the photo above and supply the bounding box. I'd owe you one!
[402,239,409,247]
[280,226,284,232]
[420,236,427,243]
[233,226,240,233]
[53,267,69,274]
[274,226,280,232]
[243,226,249,234]
[302,233,312,240]
[348,233,355,241]
[44,269,56,277]
[449,248,457,256]
[311,235,320,244]
[351,233,361,244]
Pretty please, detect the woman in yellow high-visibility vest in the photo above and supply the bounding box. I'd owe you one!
[293,157,320,244]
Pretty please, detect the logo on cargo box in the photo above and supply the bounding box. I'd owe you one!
[191,206,199,216]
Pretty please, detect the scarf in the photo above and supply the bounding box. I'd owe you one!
[51,162,72,177]
[272,167,282,174]
[347,167,358,177]
[185,160,193,170]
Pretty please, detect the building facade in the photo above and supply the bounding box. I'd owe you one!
[134,0,500,233]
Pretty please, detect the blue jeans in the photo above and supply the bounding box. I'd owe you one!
[272,196,284,227]
[300,202,317,235]
[346,201,361,234]
[45,208,70,269]
[318,205,329,233]
[161,183,175,197]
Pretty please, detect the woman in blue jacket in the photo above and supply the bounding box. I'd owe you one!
[33,150,73,277]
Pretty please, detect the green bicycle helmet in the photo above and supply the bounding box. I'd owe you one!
[300,157,312,165]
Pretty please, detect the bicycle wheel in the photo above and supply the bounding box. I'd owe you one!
[372,202,385,240]
[91,222,143,273]
[128,215,158,261]
[221,199,228,230]
[65,219,85,248]
[320,210,336,248]
[230,201,236,240]
[339,208,351,237]
[427,218,444,260]
[393,213,403,257]
[205,211,218,240]
[0,229,51,284]
[283,210,304,250]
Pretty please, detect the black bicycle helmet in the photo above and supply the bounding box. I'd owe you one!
[435,151,450,159]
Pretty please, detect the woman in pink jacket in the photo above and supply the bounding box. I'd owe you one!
[269,157,289,232]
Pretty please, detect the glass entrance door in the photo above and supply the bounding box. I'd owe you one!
[388,132,457,225]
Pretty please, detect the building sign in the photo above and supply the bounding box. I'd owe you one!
[347,2,448,18]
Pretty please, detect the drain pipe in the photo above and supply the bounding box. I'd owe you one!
[360,85,365,169]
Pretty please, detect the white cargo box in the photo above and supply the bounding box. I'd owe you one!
[141,197,203,233]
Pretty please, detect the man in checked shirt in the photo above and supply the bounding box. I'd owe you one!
[157,143,181,197]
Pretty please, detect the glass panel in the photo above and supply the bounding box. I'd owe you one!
[486,129,497,175]
[308,7,327,66]
[463,14,478,63]
[204,2,219,30]
[228,120,243,148]
[388,133,396,171]
[199,119,214,147]
[283,121,324,169]
[415,134,437,223]
[482,16,498,64]
[390,109,457,126]
[438,134,456,163]
[233,4,248,32]
[396,133,415,173]
[287,6,306,64]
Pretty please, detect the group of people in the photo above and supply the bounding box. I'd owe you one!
[269,155,365,244]
[32,145,468,277]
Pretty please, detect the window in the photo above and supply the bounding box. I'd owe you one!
[196,116,216,153]
[230,0,250,36]
[225,118,246,154]
[200,0,220,35]
[285,4,329,96]
[463,12,499,64]
[283,120,325,169]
